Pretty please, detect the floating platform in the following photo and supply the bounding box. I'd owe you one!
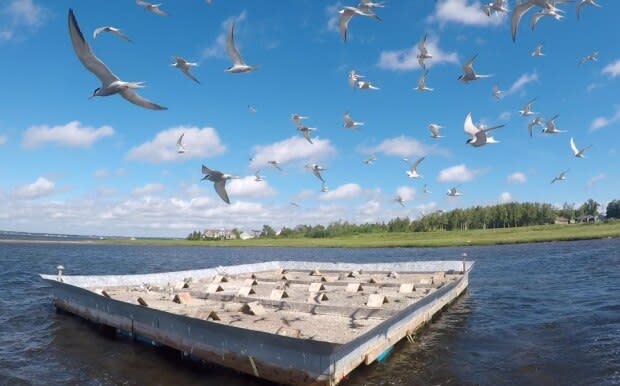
[41,260,473,385]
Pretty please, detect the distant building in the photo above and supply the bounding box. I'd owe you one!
[576,215,602,224]
[202,229,237,240]
[239,231,255,240]
[554,217,570,225]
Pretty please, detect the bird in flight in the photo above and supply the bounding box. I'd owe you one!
[201,165,239,204]
[67,9,166,110]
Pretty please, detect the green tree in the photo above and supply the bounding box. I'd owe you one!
[260,225,276,238]
[606,200,620,219]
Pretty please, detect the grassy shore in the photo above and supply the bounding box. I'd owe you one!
[99,221,620,248]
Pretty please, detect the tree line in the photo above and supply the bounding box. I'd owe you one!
[187,199,617,240]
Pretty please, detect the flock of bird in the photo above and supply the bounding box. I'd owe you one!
[65,0,603,209]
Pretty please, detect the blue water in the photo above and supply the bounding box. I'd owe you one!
[0,239,618,385]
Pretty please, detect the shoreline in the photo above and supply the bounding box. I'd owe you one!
[3,222,619,248]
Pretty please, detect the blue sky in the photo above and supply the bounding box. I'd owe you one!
[0,0,618,237]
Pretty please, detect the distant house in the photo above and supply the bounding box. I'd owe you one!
[203,229,237,240]
[576,215,600,224]
[554,217,570,225]
[239,231,255,240]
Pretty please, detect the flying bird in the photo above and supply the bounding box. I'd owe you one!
[254,170,265,182]
[201,165,239,204]
[170,57,200,84]
[542,114,566,134]
[321,183,329,193]
[394,195,406,207]
[428,123,444,138]
[93,26,131,42]
[458,54,491,83]
[363,153,376,165]
[551,170,569,184]
[359,0,384,8]
[176,133,186,153]
[531,42,545,57]
[338,6,381,42]
[291,113,309,128]
[248,105,257,113]
[415,70,433,92]
[297,125,316,144]
[527,116,544,137]
[67,9,167,110]
[135,1,167,16]
[423,184,431,194]
[577,0,601,19]
[519,98,537,116]
[446,186,463,197]
[343,112,364,129]
[570,137,592,158]
[306,164,327,183]
[290,202,300,208]
[464,113,504,147]
[511,0,571,41]
[417,34,432,69]
[492,84,504,100]
[482,0,509,16]
[268,160,282,171]
[225,22,255,73]
[530,8,563,31]
[406,156,425,179]
[579,51,598,65]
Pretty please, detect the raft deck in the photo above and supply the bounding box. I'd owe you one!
[41,260,473,385]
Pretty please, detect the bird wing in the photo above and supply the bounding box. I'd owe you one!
[343,112,353,126]
[119,89,167,110]
[462,54,478,77]
[410,156,425,171]
[570,137,579,155]
[93,27,106,39]
[429,125,439,137]
[464,113,480,136]
[339,9,354,42]
[512,1,535,42]
[68,9,119,86]
[523,97,536,110]
[214,180,230,204]
[112,29,131,42]
[302,130,313,144]
[483,124,505,133]
[177,133,184,147]
[226,22,244,65]
[417,70,427,87]
[181,67,200,84]
[417,34,428,56]
[313,170,325,182]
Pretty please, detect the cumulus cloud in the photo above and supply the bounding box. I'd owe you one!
[22,121,114,149]
[602,59,620,78]
[320,183,362,200]
[227,176,276,198]
[250,136,336,169]
[589,106,620,132]
[359,199,380,216]
[202,10,247,59]
[0,0,47,42]
[371,136,447,158]
[498,192,513,204]
[586,173,606,189]
[126,126,225,163]
[132,183,165,196]
[13,177,55,199]
[506,72,538,96]
[507,172,527,184]
[437,164,485,182]
[429,0,506,27]
[378,36,458,71]
[396,186,415,201]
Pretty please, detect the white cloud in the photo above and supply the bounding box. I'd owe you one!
[227,176,276,198]
[13,177,55,199]
[429,0,506,27]
[320,183,362,200]
[0,134,6,145]
[416,202,438,214]
[396,186,415,201]
[372,136,447,158]
[359,199,380,216]
[498,192,513,204]
[132,183,165,196]
[437,164,485,182]
[506,72,538,96]
[326,2,342,33]
[126,126,225,163]
[589,106,620,132]
[586,173,606,189]
[602,59,620,78]
[202,10,247,59]
[378,36,458,71]
[250,136,336,169]
[507,172,527,184]
[94,169,109,178]
[22,121,114,149]
[0,0,47,42]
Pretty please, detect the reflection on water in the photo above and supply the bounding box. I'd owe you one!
[0,239,619,385]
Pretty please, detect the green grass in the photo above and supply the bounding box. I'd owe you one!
[99,221,620,248]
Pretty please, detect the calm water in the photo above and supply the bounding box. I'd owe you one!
[0,239,618,385]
